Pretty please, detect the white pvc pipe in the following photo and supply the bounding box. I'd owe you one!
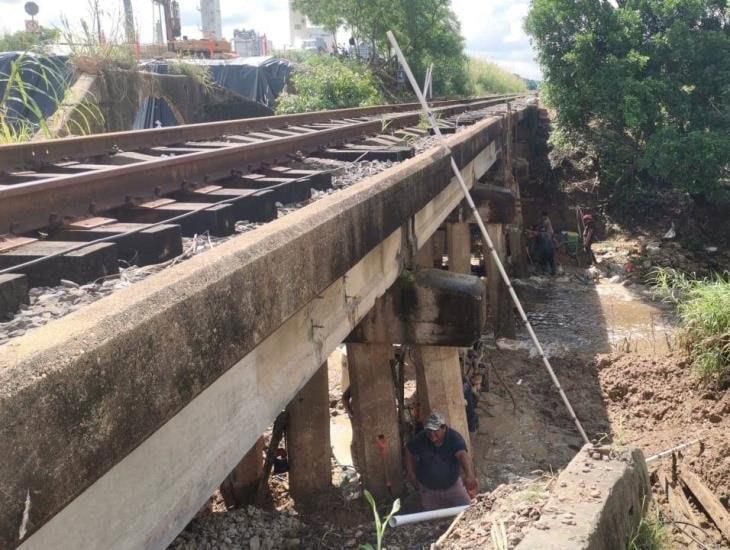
[386,30,590,446]
[389,505,469,527]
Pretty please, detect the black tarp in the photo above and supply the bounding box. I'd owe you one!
[134,56,291,129]
[0,52,74,132]
[138,56,291,107]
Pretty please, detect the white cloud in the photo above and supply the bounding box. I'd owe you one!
[1,0,540,79]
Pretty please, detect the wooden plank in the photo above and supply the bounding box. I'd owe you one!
[657,471,703,548]
[679,465,730,541]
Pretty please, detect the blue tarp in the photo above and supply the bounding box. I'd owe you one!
[0,52,74,131]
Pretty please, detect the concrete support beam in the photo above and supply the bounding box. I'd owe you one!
[447,222,471,274]
[414,346,469,447]
[220,437,264,508]
[486,224,514,338]
[286,362,332,505]
[517,446,650,550]
[448,183,516,226]
[347,269,486,347]
[346,343,403,501]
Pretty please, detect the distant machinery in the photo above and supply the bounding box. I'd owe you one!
[232,29,271,58]
[144,0,229,57]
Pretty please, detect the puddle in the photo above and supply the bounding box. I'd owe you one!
[514,275,675,357]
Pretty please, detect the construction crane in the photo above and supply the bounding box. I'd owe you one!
[152,0,182,50]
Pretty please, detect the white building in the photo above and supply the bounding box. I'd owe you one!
[288,0,334,50]
[200,0,223,40]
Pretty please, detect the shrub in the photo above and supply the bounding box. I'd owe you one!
[275,55,383,114]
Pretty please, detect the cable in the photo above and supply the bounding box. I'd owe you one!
[387,30,590,446]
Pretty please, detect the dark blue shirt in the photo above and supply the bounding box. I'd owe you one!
[407,428,467,490]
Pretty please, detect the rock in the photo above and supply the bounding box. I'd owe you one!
[60,279,80,288]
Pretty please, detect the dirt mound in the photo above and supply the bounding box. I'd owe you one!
[596,351,729,505]
[440,478,553,548]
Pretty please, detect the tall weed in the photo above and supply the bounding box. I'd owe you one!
[649,267,730,385]
[467,58,527,95]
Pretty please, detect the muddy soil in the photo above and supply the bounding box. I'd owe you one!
[172,241,726,549]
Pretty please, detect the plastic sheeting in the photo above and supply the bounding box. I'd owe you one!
[0,52,74,131]
[138,56,291,107]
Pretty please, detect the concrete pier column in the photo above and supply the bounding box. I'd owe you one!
[416,235,435,268]
[286,362,332,505]
[486,224,515,338]
[508,225,528,278]
[220,437,264,507]
[346,343,403,500]
[447,222,471,274]
[414,346,470,447]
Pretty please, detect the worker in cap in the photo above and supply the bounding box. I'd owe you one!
[405,412,478,510]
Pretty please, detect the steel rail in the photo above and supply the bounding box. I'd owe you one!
[0,97,516,234]
[0,95,516,171]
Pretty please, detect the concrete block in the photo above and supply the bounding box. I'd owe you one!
[0,274,29,319]
[517,446,651,550]
[347,268,486,346]
[57,223,183,266]
[0,241,119,286]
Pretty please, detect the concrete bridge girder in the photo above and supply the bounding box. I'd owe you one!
[4,107,533,549]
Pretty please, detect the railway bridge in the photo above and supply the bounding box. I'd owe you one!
[0,97,540,549]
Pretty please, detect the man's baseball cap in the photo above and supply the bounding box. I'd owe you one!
[424,412,446,431]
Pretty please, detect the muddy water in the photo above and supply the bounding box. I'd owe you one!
[512,274,675,357]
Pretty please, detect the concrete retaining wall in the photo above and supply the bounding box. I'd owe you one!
[517,445,651,550]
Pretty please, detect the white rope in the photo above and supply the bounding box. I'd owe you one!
[387,30,590,446]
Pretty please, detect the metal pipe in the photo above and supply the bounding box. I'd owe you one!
[646,439,701,464]
[389,505,469,527]
[387,30,591,446]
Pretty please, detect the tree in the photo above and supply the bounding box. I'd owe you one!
[525,0,730,200]
[0,28,60,52]
[293,0,469,96]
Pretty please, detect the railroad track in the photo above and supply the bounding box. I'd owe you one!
[0,94,521,319]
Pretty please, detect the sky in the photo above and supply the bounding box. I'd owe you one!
[0,0,541,80]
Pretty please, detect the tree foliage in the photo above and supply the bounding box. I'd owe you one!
[525,0,730,199]
[293,0,469,96]
[275,55,383,114]
[0,28,60,53]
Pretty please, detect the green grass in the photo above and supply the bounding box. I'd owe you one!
[628,505,669,550]
[168,62,215,94]
[467,57,527,95]
[649,267,730,386]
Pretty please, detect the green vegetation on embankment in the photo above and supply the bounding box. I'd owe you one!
[525,0,729,207]
[467,58,527,95]
[650,267,730,387]
[275,54,383,114]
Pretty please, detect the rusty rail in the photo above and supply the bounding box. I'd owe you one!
[0,96,515,171]
[0,97,516,234]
